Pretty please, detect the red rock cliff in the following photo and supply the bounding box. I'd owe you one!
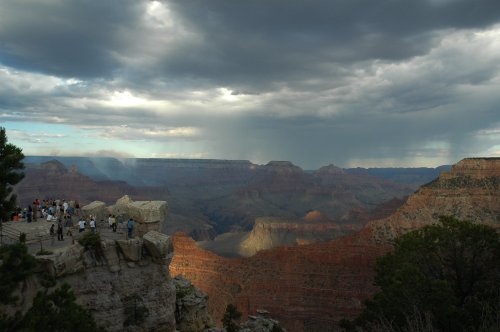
[170,231,387,332]
[170,158,499,332]
[369,157,500,242]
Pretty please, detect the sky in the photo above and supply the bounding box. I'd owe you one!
[1,0,499,169]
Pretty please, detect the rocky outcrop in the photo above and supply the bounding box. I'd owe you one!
[369,158,500,242]
[174,276,214,331]
[239,313,285,332]
[9,231,177,332]
[81,200,107,221]
[239,214,346,256]
[78,196,170,237]
[128,201,169,237]
[116,239,143,262]
[170,158,500,332]
[205,311,285,332]
[143,230,174,261]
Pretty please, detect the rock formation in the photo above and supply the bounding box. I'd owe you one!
[4,230,177,331]
[171,232,388,332]
[205,311,285,332]
[82,196,169,237]
[368,157,500,242]
[170,158,500,332]
[239,213,346,256]
[81,200,108,221]
[174,275,214,332]
[19,157,419,240]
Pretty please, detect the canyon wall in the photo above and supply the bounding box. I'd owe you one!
[171,231,388,332]
[17,158,418,241]
[14,160,168,207]
[170,158,500,332]
[369,157,500,242]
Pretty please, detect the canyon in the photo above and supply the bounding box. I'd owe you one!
[170,158,500,332]
[17,157,442,246]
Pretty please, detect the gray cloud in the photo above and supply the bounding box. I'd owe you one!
[0,0,499,168]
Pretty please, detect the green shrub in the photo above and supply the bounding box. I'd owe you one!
[77,232,103,259]
[344,216,500,332]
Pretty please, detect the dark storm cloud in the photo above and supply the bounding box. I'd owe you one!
[0,1,144,78]
[1,0,499,167]
[2,0,499,88]
[160,0,500,89]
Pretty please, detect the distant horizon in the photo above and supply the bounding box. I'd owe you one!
[22,154,468,170]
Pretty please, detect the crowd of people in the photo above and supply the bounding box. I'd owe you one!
[11,198,136,243]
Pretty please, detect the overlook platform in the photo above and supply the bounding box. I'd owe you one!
[0,218,129,254]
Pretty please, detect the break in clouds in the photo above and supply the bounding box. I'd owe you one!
[1,0,499,168]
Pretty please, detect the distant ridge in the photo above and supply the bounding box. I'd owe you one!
[24,155,450,188]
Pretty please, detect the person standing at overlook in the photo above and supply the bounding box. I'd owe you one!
[78,218,86,233]
[63,200,68,214]
[110,215,117,232]
[127,218,135,238]
[57,219,64,241]
[90,218,96,233]
[32,201,38,221]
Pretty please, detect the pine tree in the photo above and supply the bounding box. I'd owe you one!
[0,127,24,222]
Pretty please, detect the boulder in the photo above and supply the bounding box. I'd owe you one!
[127,201,169,236]
[108,195,133,217]
[38,244,85,278]
[143,231,173,259]
[116,239,143,262]
[107,198,169,237]
[128,201,168,223]
[81,201,107,222]
[116,195,133,205]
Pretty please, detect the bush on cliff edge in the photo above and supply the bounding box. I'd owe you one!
[342,216,500,332]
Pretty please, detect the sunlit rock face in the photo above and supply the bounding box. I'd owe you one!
[369,157,500,242]
[170,158,500,332]
[239,213,346,257]
[171,232,388,332]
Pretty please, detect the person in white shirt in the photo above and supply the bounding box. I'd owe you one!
[90,218,96,233]
[78,219,86,233]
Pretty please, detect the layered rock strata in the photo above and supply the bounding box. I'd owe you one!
[239,214,346,256]
[14,160,167,207]
[369,157,500,242]
[171,232,388,332]
[170,158,500,332]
